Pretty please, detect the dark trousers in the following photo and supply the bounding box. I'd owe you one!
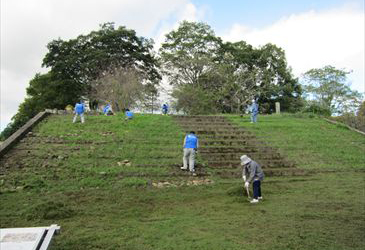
[253,180,261,199]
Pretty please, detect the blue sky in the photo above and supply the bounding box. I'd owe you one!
[190,0,363,30]
[1,0,364,131]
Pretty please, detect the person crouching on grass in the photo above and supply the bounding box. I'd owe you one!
[73,100,85,124]
[241,155,264,203]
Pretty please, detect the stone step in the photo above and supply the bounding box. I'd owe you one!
[177,122,234,126]
[200,140,268,146]
[174,115,227,120]
[206,160,294,168]
[199,152,283,160]
[181,126,252,135]
[199,147,278,154]
[214,168,308,178]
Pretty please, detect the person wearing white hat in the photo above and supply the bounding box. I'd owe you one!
[241,155,264,203]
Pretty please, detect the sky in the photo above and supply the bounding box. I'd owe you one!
[1,0,364,131]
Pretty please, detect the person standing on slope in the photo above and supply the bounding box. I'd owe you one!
[181,131,199,176]
[250,99,259,123]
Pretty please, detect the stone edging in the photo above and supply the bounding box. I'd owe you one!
[0,111,51,158]
[323,118,365,136]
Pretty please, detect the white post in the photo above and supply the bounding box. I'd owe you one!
[275,102,280,114]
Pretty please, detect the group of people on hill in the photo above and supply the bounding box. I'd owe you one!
[73,99,262,203]
[73,99,258,121]
[72,101,135,123]
[180,131,264,204]
[72,102,170,123]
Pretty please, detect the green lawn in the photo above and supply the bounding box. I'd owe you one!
[0,113,364,249]
[228,113,365,170]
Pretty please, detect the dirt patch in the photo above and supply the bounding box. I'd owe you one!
[152,178,214,188]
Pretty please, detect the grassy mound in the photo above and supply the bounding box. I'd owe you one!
[0,113,364,249]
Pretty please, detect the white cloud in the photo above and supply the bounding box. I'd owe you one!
[222,5,365,94]
[1,0,200,131]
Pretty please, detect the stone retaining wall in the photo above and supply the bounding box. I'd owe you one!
[0,111,50,158]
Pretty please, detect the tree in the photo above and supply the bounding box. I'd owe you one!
[172,85,218,115]
[138,83,160,114]
[159,21,222,86]
[159,21,302,114]
[90,67,145,111]
[358,101,365,117]
[26,72,81,109]
[204,42,303,113]
[252,43,302,113]
[43,23,160,88]
[302,65,363,114]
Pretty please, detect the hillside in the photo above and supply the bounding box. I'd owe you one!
[1,113,364,249]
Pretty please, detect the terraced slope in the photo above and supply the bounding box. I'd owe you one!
[0,114,197,192]
[1,114,364,249]
[174,115,304,178]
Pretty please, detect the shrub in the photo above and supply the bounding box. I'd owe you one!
[302,101,331,116]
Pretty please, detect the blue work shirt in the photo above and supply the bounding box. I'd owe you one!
[251,103,259,114]
[103,104,110,114]
[126,111,134,119]
[75,103,85,114]
[162,104,168,110]
[184,134,198,149]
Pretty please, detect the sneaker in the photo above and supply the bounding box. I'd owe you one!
[258,196,263,200]
[180,167,188,170]
[191,172,197,176]
[250,199,259,203]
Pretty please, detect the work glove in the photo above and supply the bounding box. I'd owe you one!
[242,176,246,182]
[244,182,249,189]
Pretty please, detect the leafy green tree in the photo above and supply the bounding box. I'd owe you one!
[302,65,363,114]
[26,72,81,109]
[160,21,302,114]
[208,42,302,113]
[43,23,160,91]
[172,85,218,115]
[253,43,302,113]
[159,21,222,86]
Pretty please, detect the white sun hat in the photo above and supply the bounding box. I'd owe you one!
[240,155,251,165]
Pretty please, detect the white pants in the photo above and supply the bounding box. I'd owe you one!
[183,148,196,172]
[73,113,85,123]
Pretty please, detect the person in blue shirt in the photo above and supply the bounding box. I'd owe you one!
[162,103,168,115]
[250,99,259,123]
[125,109,134,120]
[181,131,199,176]
[73,101,85,123]
[103,104,111,115]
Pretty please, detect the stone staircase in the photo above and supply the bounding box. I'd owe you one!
[173,115,304,178]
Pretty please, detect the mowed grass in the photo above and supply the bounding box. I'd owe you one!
[228,113,365,170]
[1,113,364,249]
